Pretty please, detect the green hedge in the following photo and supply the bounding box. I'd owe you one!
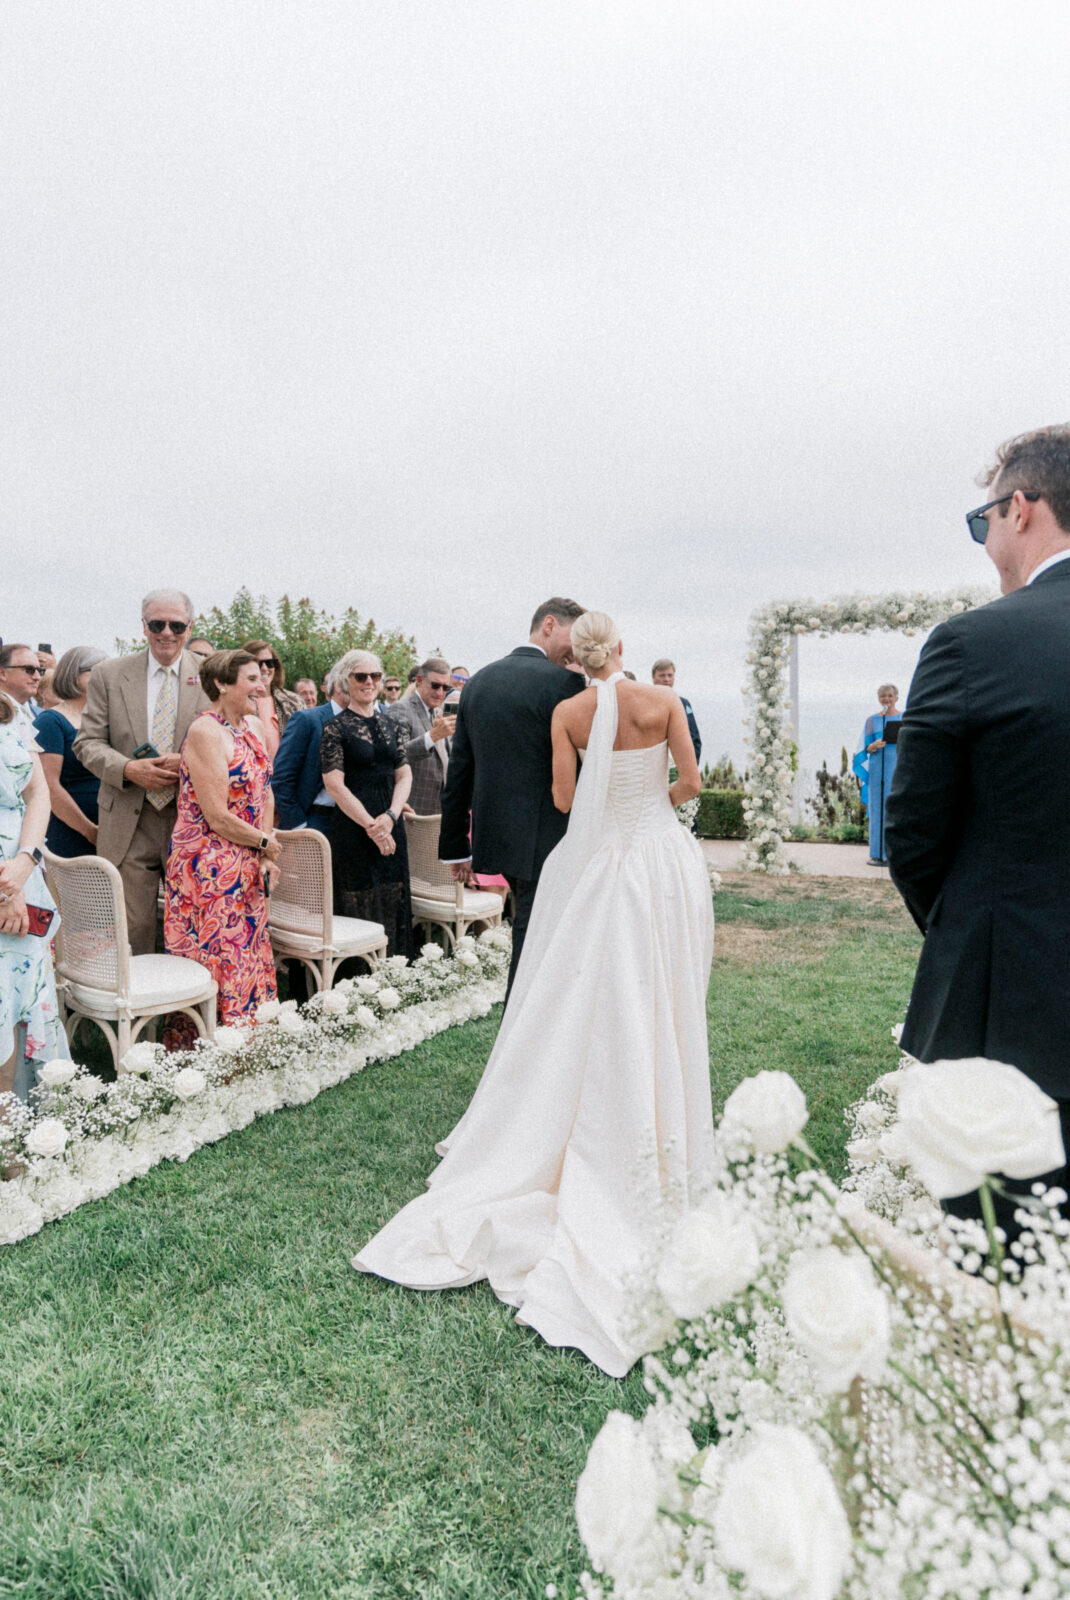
[695,789,746,839]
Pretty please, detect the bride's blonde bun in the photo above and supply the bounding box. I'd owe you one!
[570,611,621,673]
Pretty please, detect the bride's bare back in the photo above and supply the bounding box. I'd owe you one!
[551,676,701,813]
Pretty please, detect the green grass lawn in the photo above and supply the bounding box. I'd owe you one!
[0,877,920,1600]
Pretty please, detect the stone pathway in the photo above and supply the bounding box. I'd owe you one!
[700,838,889,879]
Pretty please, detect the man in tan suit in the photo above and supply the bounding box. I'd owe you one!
[75,588,209,953]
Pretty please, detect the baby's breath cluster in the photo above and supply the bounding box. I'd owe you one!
[0,931,510,1247]
[568,1062,1070,1600]
[742,587,992,872]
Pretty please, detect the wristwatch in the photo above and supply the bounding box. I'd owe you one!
[387,809,398,826]
[17,846,43,867]
[255,833,270,852]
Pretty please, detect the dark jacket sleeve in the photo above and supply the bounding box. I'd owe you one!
[438,698,475,860]
[684,700,701,764]
[885,623,969,932]
[272,709,316,829]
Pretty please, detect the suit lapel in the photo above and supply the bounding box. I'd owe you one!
[119,651,150,746]
[175,650,204,741]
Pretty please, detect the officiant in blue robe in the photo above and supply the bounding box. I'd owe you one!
[852,684,902,865]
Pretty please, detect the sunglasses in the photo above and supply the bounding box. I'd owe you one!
[427,679,451,693]
[145,619,190,635]
[257,658,281,671]
[451,673,469,683]
[10,663,43,677]
[350,671,383,684]
[965,490,1040,544]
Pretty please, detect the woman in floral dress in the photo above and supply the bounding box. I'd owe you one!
[0,699,69,1100]
[164,651,281,1045]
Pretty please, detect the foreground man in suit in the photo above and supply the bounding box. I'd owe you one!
[75,588,209,954]
[886,424,1070,1228]
[439,597,586,996]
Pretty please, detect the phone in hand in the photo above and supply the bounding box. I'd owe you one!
[131,742,161,760]
[26,903,56,937]
[38,643,52,656]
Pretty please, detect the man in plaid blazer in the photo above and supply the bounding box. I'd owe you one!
[384,657,455,815]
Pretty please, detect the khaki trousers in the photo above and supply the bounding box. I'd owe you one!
[118,801,176,955]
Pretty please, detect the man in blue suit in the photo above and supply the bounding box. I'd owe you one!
[272,659,347,832]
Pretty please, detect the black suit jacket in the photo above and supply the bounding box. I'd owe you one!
[886,560,1070,1098]
[438,646,586,881]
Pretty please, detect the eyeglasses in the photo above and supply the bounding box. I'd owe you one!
[257,658,280,672]
[144,619,190,635]
[966,491,1040,544]
[9,663,43,677]
[451,673,469,683]
[350,671,383,684]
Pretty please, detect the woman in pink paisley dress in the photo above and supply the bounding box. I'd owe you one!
[164,651,281,1047]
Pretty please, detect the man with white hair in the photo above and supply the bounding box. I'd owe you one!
[75,588,209,953]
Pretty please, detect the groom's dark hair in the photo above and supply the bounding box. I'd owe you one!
[529,597,586,635]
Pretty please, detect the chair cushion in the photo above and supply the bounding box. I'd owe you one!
[270,917,386,956]
[67,954,217,1012]
[412,890,502,919]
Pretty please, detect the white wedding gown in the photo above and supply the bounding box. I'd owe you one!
[353,673,715,1376]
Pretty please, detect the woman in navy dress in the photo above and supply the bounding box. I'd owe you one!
[35,646,106,857]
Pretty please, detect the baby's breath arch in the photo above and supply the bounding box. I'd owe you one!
[741,587,995,873]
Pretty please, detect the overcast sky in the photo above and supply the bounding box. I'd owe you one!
[4,1,1068,765]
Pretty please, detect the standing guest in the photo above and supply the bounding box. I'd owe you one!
[35,671,60,711]
[451,666,470,688]
[272,661,348,832]
[852,683,901,866]
[651,659,702,763]
[35,646,107,857]
[188,636,215,663]
[0,644,45,737]
[384,657,455,814]
[293,677,319,709]
[0,696,69,1101]
[164,650,280,1042]
[241,640,301,762]
[401,666,420,698]
[381,675,403,705]
[74,588,209,955]
[321,650,414,957]
[887,424,1070,1237]
[440,597,587,995]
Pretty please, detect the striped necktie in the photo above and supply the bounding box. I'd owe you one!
[146,665,177,811]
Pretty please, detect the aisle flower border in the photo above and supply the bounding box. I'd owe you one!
[742,586,994,873]
[0,933,510,1247]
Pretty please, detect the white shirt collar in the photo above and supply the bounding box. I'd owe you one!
[1026,549,1070,585]
[147,651,175,678]
[523,643,547,657]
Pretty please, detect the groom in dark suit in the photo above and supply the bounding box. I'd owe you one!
[887,424,1070,1226]
[440,597,587,996]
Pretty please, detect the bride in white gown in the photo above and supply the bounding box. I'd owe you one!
[353,612,715,1377]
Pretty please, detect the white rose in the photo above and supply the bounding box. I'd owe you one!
[278,1011,307,1036]
[25,1118,69,1158]
[377,988,401,1010]
[714,1425,850,1600]
[72,1075,106,1102]
[38,1059,77,1088]
[878,1121,911,1169]
[320,989,349,1016]
[355,976,380,995]
[120,1041,160,1075]
[455,948,479,968]
[213,1026,248,1054]
[896,1058,1065,1199]
[172,1067,207,1101]
[854,1100,887,1132]
[951,600,966,614]
[385,954,409,972]
[846,1136,881,1165]
[354,1005,376,1028]
[256,998,281,1023]
[278,999,299,1014]
[782,1249,891,1392]
[420,942,444,962]
[874,1068,906,1097]
[575,1410,662,1584]
[656,1198,759,1320]
[722,1071,808,1154]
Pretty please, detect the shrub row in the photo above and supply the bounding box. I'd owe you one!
[695,789,746,839]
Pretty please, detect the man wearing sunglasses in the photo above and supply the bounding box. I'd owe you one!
[384,657,456,815]
[0,644,46,740]
[75,588,208,954]
[886,424,1070,1238]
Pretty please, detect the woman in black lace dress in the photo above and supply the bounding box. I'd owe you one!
[320,651,415,958]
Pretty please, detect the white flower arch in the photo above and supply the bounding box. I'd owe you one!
[741,586,995,873]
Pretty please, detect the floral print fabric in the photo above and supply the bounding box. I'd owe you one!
[0,723,69,1098]
[164,712,277,1035]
